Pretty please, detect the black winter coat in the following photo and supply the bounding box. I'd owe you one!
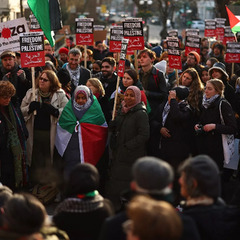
[149,99,193,169]
[107,103,149,210]
[182,204,240,240]
[196,96,237,169]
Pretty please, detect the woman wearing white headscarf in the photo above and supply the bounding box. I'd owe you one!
[55,85,108,178]
[107,86,150,210]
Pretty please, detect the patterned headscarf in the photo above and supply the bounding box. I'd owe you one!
[73,85,92,120]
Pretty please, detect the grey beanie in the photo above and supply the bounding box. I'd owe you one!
[132,156,174,191]
[179,155,221,199]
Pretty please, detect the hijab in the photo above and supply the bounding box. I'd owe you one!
[121,86,141,113]
[73,85,93,120]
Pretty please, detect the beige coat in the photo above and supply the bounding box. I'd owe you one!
[21,88,68,166]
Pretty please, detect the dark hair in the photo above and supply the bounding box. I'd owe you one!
[101,57,116,67]
[3,193,46,234]
[200,66,209,76]
[65,163,99,196]
[124,69,138,84]
[93,60,102,68]
[207,57,219,68]
[179,68,204,111]
[45,53,57,67]
[57,68,71,88]
[43,60,57,73]
[178,155,221,199]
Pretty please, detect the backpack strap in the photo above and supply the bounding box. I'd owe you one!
[153,68,160,88]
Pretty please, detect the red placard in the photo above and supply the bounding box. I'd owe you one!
[185,46,201,56]
[225,42,240,63]
[109,26,123,52]
[118,59,125,77]
[168,55,182,69]
[117,39,129,77]
[109,41,122,52]
[167,37,182,70]
[75,18,94,46]
[20,32,45,68]
[225,53,240,62]
[66,38,71,47]
[223,36,236,45]
[216,28,225,41]
[76,34,94,46]
[123,18,144,51]
[125,36,145,51]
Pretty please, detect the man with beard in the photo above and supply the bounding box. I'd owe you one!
[100,57,117,99]
[63,48,91,95]
[0,51,31,107]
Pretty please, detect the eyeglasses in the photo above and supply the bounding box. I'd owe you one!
[122,220,133,234]
[39,77,49,82]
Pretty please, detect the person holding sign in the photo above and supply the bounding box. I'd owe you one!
[20,70,68,184]
[138,49,167,119]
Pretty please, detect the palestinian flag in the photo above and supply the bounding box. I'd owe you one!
[55,96,108,165]
[226,5,240,33]
[27,0,62,46]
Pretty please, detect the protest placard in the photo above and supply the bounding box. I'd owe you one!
[204,19,216,37]
[20,32,45,68]
[109,26,123,52]
[118,38,129,77]
[29,14,41,32]
[168,29,178,37]
[75,18,94,45]
[167,37,182,70]
[185,35,201,55]
[123,18,144,51]
[215,18,226,41]
[0,18,29,54]
[225,42,240,63]
[223,26,236,45]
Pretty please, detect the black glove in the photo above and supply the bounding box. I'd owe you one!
[28,101,40,114]
[43,103,59,118]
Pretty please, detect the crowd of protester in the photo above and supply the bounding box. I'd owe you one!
[1,33,240,239]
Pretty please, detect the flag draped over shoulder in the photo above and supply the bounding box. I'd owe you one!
[226,5,240,33]
[55,96,108,166]
[27,0,62,46]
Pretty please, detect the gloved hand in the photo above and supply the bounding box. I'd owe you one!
[43,103,59,118]
[28,101,40,114]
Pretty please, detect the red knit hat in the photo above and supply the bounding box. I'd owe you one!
[59,47,69,55]
[189,51,200,64]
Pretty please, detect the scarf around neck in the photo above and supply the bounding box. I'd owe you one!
[202,94,219,109]
[67,64,80,87]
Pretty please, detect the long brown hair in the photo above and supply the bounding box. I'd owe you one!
[179,68,204,111]
[36,70,61,94]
